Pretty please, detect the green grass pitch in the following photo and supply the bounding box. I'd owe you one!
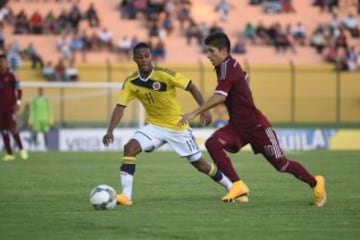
[1,151,359,240]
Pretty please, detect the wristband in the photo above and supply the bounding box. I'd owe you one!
[16,100,22,105]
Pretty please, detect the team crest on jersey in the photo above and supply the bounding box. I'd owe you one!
[4,76,9,82]
[152,81,161,90]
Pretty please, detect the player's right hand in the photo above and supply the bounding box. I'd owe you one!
[102,133,114,146]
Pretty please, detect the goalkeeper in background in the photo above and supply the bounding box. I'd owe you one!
[29,87,53,149]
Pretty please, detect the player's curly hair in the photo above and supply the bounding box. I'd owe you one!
[204,32,231,53]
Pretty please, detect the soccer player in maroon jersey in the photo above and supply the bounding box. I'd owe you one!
[178,32,327,207]
[0,53,28,161]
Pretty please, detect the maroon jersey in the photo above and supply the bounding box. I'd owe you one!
[214,55,270,131]
[0,69,20,113]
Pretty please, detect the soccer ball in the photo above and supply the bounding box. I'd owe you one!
[89,184,117,210]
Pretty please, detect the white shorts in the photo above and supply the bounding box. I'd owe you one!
[132,124,202,162]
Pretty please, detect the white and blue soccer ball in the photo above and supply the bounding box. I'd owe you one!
[89,184,117,210]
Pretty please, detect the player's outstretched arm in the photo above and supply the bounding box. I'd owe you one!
[186,82,212,126]
[103,105,125,146]
[178,93,226,126]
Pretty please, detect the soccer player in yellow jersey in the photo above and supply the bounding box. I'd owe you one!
[103,42,234,206]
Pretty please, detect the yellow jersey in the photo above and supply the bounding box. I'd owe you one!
[118,66,191,131]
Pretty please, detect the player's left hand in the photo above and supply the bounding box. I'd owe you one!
[200,111,212,126]
[177,112,196,126]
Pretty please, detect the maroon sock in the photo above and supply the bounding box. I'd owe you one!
[2,133,13,155]
[285,160,317,188]
[205,137,240,182]
[12,132,23,150]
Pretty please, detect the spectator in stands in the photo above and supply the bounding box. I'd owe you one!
[0,4,10,23]
[342,13,359,38]
[148,21,160,38]
[162,12,174,35]
[313,0,338,13]
[185,19,200,45]
[323,43,338,62]
[262,0,282,14]
[177,1,191,30]
[65,59,79,81]
[130,35,139,50]
[255,21,269,45]
[24,42,44,69]
[334,27,349,50]
[54,58,66,81]
[322,24,333,43]
[273,23,288,53]
[29,10,43,34]
[232,37,247,54]
[57,33,72,59]
[346,46,358,71]
[243,22,256,44]
[329,12,341,33]
[152,38,166,61]
[68,3,82,32]
[69,33,84,61]
[56,9,70,33]
[6,44,23,71]
[119,0,138,20]
[117,35,132,60]
[98,27,113,50]
[197,22,209,52]
[133,0,147,13]
[326,0,338,13]
[89,31,101,51]
[313,0,325,12]
[13,9,30,34]
[42,61,55,81]
[292,22,306,46]
[158,24,167,40]
[215,0,230,22]
[286,30,297,54]
[79,30,92,59]
[335,49,349,71]
[267,23,278,45]
[281,0,296,13]
[85,2,100,28]
[146,0,166,19]
[249,0,263,5]
[310,28,326,54]
[43,10,58,34]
